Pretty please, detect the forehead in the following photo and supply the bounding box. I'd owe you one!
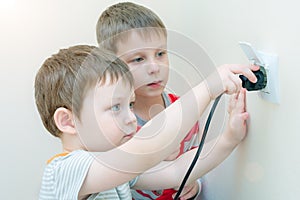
[80,77,133,114]
[115,29,167,56]
[96,76,134,99]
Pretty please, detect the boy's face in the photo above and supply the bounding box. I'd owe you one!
[116,31,169,98]
[75,77,137,152]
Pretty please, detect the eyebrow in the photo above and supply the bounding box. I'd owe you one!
[111,97,124,100]
[142,45,167,50]
[111,94,135,100]
[130,95,136,101]
[157,45,167,49]
[124,45,168,56]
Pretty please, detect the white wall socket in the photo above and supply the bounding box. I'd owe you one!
[239,42,280,104]
[256,51,280,104]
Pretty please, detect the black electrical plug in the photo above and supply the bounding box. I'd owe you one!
[239,66,267,91]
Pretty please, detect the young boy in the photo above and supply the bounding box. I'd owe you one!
[36,45,257,199]
[96,2,250,199]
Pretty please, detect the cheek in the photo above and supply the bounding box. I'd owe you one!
[131,68,147,88]
[83,115,122,150]
[164,66,169,75]
[99,114,123,139]
[161,66,169,80]
[75,117,107,151]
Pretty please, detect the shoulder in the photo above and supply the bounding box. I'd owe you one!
[49,150,93,168]
[49,150,94,179]
[39,150,94,199]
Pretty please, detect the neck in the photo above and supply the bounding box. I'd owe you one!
[134,94,165,121]
[60,132,83,153]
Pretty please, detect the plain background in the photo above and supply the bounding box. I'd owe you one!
[1,0,299,199]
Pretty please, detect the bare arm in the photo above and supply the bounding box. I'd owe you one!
[134,89,249,190]
[79,65,257,196]
[133,136,236,190]
[81,81,211,194]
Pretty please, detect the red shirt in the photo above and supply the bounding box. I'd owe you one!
[132,93,200,200]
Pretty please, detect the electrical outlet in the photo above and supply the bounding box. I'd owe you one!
[256,50,280,104]
[239,42,280,104]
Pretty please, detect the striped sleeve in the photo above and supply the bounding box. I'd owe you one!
[39,150,94,200]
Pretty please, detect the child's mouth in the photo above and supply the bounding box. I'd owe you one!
[147,81,162,88]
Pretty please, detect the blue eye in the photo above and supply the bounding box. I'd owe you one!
[132,57,144,63]
[129,102,135,110]
[111,104,121,111]
[157,51,166,57]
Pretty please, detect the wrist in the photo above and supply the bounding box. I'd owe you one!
[186,179,202,200]
[222,129,241,149]
[194,178,202,198]
[205,70,224,99]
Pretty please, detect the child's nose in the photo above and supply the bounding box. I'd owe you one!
[147,61,160,74]
[125,110,137,125]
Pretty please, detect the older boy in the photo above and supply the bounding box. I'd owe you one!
[96,2,251,199]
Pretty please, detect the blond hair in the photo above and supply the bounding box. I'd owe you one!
[34,45,133,137]
[96,2,167,53]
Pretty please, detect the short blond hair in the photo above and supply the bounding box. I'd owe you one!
[96,2,167,53]
[34,45,133,137]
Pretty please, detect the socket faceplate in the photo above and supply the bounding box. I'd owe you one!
[239,42,280,104]
[256,51,280,104]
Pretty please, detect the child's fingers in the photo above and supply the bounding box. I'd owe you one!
[224,80,237,94]
[228,92,238,113]
[230,112,249,131]
[225,74,242,94]
[227,64,259,83]
[242,88,247,111]
[228,89,247,118]
[230,73,242,93]
[250,64,260,71]
[240,65,259,83]
[235,88,247,113]
[173,183,198,200]
[239,112,249,121]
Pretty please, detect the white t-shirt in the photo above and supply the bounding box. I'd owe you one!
[39,150,138,200]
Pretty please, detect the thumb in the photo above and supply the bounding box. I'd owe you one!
[240,112,249,121]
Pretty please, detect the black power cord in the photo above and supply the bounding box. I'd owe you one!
[174,68,266,199]
[174,94,222,200]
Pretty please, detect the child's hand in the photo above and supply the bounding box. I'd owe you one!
[173,181,200,200]
[206,64,259,99]
[219,64,258,94]
[225,88,249,144]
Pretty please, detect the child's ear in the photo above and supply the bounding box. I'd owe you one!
[53,107,76,135]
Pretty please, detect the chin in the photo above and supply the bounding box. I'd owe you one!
[146,87,165,96]
[120,138,132,145]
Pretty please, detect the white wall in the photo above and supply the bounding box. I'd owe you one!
[172,1,300,200]
[1,0,299,199]
[158,1,300,199]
